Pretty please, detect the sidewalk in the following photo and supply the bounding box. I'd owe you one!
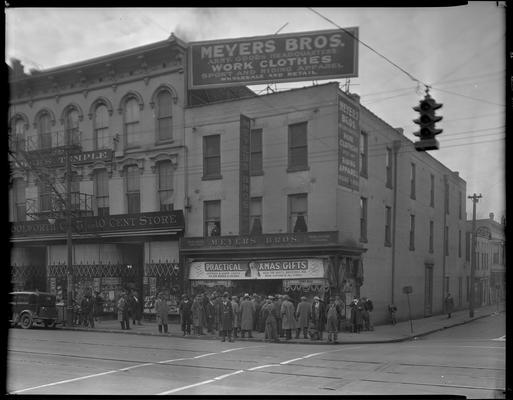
[57,303,505,344]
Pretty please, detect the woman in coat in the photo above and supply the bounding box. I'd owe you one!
[155,292,169,334]
[295,296,311,339]
[280,295,296,340]
[311,296,326,340]
[218,292,234,342]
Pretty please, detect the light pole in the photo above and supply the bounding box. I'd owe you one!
[468,193,482,318]
[65,143,74,327]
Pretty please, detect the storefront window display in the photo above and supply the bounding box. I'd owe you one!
[143,262,182,317]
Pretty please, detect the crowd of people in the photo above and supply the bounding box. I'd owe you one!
[172,292,375,343]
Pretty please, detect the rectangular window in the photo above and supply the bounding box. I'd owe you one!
[429,220,434,253]
[288,122,308,171]
[289,194,308,233]
[204,200,221,236]
[125,98,140,148]
[126,165,140,214]
[445,226,449,256]
[430,174,435,207]
[459,191,462,220]
[250,129,263,175]
[157,91,173,141]
[409,214,415,251]
[466,276,470,302]
[158,161,174,211]
[458,229,462,258]
[13,179,26,221]
[410,163,416,199]
[466,232,471,261]
[445,179,450,214]
[459,277,463,306]
[384,206,392,247]
[250,197,262,235]
[94,170,109,216]
[203,135,221,178]
[386,147,393,188]
[360,197,367,242]
[360,131,368,177]
[39,181,53,212]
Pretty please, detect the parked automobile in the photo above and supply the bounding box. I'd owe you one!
[9,291,59,329]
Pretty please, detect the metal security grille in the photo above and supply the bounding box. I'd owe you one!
[144,262,180,278]
[11,264,46,283]
[47,263,137,278]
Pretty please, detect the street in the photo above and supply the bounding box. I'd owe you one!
[6,312,505,397]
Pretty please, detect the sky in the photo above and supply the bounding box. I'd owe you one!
[6,4,506,220]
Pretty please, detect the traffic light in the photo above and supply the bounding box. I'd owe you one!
[413,93,443,151]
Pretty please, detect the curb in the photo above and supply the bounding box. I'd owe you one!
[56,309,504,345]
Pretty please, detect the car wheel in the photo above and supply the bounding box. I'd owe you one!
[44,320,56,329]
[20,313,33,329]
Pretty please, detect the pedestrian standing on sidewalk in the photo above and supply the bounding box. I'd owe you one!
[213,292,223,337]
[81,292,95,328]
[240,294,255,338]
[295,296,311,339]
[275,294,283,338]
[178,294,192,336]
[326,297,339,343]
[117,292,130,330]
[350,297,363,333]
[93,291,103,323]
[205,294,216,334]
[388,304,397,325]
[311,296,326,340]
[334,295,345,332]
[361,297,374,331]
[445,293,454,318]
[280,294,296,340]
[129,290,143,325]
[155,292,169,334]
[265,296,280,342]
[252,294,261,332]
[192,294,205,335]
[219,292,234,342]
[231,294,241,338]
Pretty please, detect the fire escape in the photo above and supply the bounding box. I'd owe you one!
[9,129,94,221]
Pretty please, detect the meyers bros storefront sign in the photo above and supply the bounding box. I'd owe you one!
[189,28,358,89]
[189,259,325,280]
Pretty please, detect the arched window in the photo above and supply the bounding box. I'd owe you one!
[65,108,80,146]
[156,91,173,141]
[94,104,110,150]
[124,98,140,148]
[38,112,52,149]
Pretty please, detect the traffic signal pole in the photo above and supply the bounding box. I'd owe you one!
[468,193,482,318]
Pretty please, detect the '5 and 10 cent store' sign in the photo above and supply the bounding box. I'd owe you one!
[189,28,359,89]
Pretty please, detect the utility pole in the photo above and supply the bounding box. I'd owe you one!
[468,193,482,318]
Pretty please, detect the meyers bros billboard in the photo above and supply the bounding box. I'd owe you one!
[189,28,358,89]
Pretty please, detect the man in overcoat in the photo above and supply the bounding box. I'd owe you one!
[155,292,169,333]
[231,294,241,338]
[280,294,296,340]
[178,294,192,336]
[263,296,279,342]
[445,293,454,318]
[350,297,363,333]
[275,294,283,337]
[129,290,143,325]
[117,292,130,330]
[311,296,326,340]
[295,296,311,339]
[219,292,234,342]
[192,294,205,335]
[240,294,255,338]
[205,294,216,334]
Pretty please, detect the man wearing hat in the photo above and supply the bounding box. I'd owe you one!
[275,294,283,338]
[240,293,255,338]
[295,296,311,339]
[219,292,235,342]
[311,295,326,340]
[178,294,192,336]
[262,296,279,342]
[280,294,296,340]
[326,296,340,343]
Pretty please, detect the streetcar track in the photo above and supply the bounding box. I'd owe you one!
[360,377,503,392]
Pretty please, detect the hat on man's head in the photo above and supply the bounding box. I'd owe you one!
[301,296,307,301]
[314,296,320,301]
[268,295,274,300]
[244,293,250,298]
[223,292,229,298]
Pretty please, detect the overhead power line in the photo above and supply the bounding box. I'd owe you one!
[307,7,430,90]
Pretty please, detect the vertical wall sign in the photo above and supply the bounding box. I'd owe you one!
[240,115,251,234]
[338,93,361,190]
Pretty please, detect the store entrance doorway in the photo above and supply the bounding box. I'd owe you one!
[119,243,144,294]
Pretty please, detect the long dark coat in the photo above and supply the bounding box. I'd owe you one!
[155,298,169,325]
[178,300,192,324]
[128,294,143,320]
[350,300,363,327]
[231,300,241,328]
[240,299,255,330]
[445,295,454,313]
[296,300,311,328]
[281,299,296,330]
[311,300,326,332]
[219,300,234,331]
[192,298,205,326]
